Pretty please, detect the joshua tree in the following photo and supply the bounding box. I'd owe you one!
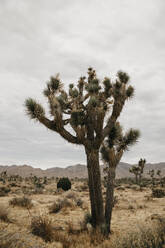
[25,68,134,228]
[138,158,146,185]
[129,165,139,184]
[129,158,146,185]
[100,122,140,233]
[148,169,155,188]
[157,169,164,187]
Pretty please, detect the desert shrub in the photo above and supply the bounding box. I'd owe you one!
[79,182,89,192]
[33,187,44,194]
[61,197,74,208]
[9,183,18,187]
[64,191,83,207]
[57,177,71,191]
[128,204,135,210]
[9,196,33,208]
[112,221,165,248]
[76,198,83,207]
[116,185,125,191]
[84,212,93,225]
[49,200,62,214]
[0,230,46,248]
[152,188,165,198]
[0,204,11,222]
[0,186,10,196]
[49,197,74,214]
[80,212,93,230]
[65,191,76,200]
[31,215,54,242]
[67,222,80,234]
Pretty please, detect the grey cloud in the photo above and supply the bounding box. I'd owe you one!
[0,0,164,168]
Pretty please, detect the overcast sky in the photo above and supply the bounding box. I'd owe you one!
[0,0,164,169]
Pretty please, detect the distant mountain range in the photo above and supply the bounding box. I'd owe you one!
[0,162,165,178]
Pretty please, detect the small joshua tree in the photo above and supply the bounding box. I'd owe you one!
[138,158,146,185]
[129,166,139,184]
[129,158,146,185]
[148,169,155,188]
[100,122,140,233]
[156,169,164,187]
[25,68,135,228]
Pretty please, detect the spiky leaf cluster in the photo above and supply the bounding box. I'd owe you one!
[112,71,134,101]
[118,129,140,151]
[103,77,112,98]
[71,111,86,126]
[117,71,130,84]
[25,98,45,119]
[43,75,62,97]
[100,146,109,163]
[85,78,101,94]
[101,122,140,166]
[25,67,136,150]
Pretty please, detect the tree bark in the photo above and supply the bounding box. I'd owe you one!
[85,148,104,227]
[105,166,116,234]
[135,174,138,184]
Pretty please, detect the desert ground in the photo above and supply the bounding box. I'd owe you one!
[0,178,165,248]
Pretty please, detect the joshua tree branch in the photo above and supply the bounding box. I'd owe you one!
[103,99,125,139]
[39,116,82,144]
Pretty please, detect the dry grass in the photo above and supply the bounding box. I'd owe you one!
[111,220,165,248]
[9,196,33,208]
[0,180,164,248]
[0,186,10,197]
[49,197,75,214]
[31,215,54,242]
[0,204,11,223]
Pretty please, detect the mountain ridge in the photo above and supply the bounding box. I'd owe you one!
[0,162,165,178]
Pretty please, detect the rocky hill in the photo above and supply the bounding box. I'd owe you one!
[0,162,165,178]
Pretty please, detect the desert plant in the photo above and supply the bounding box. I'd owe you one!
[9,196,33,208]
[49,197,74,214]
[148,169,156,188]
[100,122,140,233]
[0,204,11,223]
[76,198,83,207]
[57,177,71,191]
[25,68,135,228]
[112,220,165,248]
[0,186,10,196]
[152,188,165,198]
[156,169,165,187]
[49,200,62,214]
[129,158,146,185]
[31,215,54,242]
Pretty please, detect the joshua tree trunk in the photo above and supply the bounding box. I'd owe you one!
[86,148,104,227]
[135,174,138,184]
[105,166,116,233]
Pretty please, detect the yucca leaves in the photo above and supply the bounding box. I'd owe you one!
[103,77,112,90]
[89,96,98,108]
[106,123,122,148]
[25,98,45,120]
[124,129,140,147]
[117,71,130,84]
[119,129,140,151]
[43,75,62,97]
[101,125,140,164]
[49,76,61,91]
[100,146,109,163]
[126,85,134,98]
[69,88,79,98]
[71,110,86,126]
